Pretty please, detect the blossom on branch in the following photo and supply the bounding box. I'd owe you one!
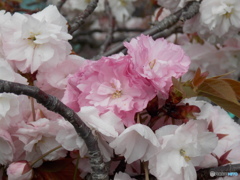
[1,5,72,73]
[124,34,190,98]
[149,120,218,180]
[63,54,156,126]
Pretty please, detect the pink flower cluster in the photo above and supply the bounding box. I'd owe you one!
[63,34,190,126]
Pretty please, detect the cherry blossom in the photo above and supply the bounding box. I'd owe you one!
[7,161,33,180]
[184,98,240,168]
[114,172,136,180]
[200,0,240,37]
[13,118,68,166]
[63,55,156,126]
[0,129,15,165]
[149,120,218,180]
[124,34,190,98]
[109,124,160,163]
[1,5,72,73]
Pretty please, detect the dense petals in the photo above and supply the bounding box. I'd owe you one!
[109,124,160,163]
[124,34,190,98]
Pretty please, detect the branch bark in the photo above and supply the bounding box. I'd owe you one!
[97,1,200,59]
[69,0,99,34]
[0,80,108,180]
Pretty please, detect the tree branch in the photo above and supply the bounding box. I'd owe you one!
[0,80,108,180]
[98,1,200,58]
[69,0,99,34]
[98,0,114,56]
[57,0,67,11]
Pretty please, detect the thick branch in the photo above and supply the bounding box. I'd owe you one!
[0,80,108,180]
[99,1,200,58]
[69,0,99,34]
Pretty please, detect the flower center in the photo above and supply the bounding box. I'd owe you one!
[149,59,156,69]
[111,90,122,99]
[120,0,127,7]
[224,12,232,18]
[27,32,40,42]
[180,149,191,162]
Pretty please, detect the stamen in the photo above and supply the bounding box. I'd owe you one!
[111,90,122,99]
[149,59,156,69]
[180,149,191,162]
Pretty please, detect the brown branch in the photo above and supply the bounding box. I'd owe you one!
[57,0,67,10]
[74,28,147,36]
[69,0,99,34]
[0,80,108,180]
[98,0,114,56]
[97,1,200,59]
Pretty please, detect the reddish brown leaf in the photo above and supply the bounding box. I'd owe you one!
[146,95,159,117]
[199,78,238,103]
[208,121,213,132]
[219,149,232,166]
[192,68,209,89]
[221,78,240,100]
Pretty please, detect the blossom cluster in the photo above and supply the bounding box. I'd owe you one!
[0,2,240,180]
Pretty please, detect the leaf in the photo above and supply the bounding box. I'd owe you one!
[198,92,240,118]
[220,78,240,100]
[199,78,238,103]
[146,95,159,117]
[191,68,209,89]
[210,70,235,79]
[171,77,197,99]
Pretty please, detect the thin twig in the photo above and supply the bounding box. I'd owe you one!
[98,0,114,56]
[75,28,146,36]
[69,0,99,34]
[0,80,108,180]
[97,1,200,59]
[30,97,36,121]
[57,0,67,10]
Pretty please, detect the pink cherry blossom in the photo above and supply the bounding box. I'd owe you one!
[13,118,68,166]
[109,124,160,163]
[63,55,156,126]
[7,161,33,180]
[124,34,190,98]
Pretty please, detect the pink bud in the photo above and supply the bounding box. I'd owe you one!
[7,161,33,180]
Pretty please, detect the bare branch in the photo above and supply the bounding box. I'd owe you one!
[69,0,99,34]
[98,1,200,58]
[98,0,114,56]
[0,80,108,180]
[57,0,67,11]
